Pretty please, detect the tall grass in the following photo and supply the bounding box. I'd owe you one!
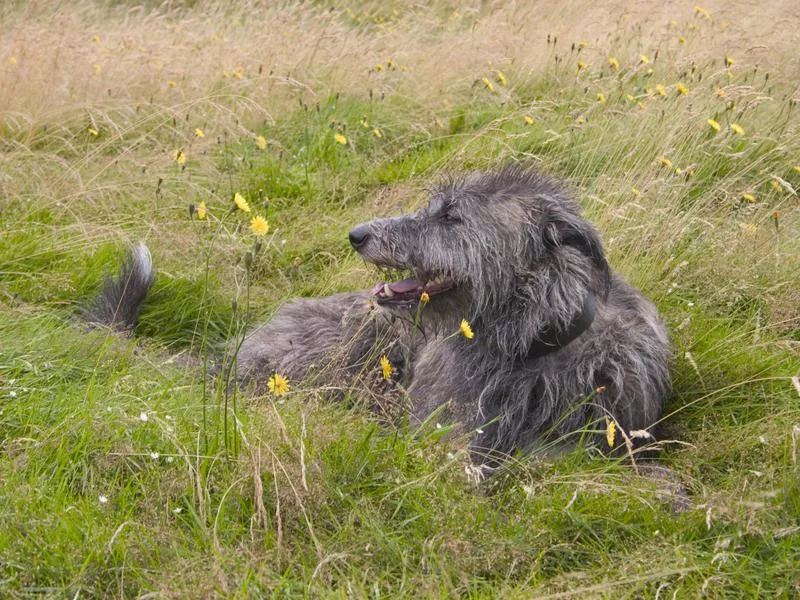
[1,0,798,597]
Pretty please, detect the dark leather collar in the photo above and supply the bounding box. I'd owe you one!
[527,292,597,359]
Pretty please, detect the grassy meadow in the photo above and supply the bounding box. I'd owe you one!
[1,0,799,596]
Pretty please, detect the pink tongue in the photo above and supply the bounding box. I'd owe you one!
[389,278,423,294]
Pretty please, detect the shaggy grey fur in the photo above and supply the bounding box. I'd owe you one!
[236,168,672,460]
[91,168,670,461]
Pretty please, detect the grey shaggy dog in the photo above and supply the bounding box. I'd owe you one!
[90,168,671,462]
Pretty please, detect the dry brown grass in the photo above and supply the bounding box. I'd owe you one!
[3,0,799,122]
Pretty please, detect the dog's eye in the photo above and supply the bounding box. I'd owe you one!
[439,211,460,224]
[438,201,460,223]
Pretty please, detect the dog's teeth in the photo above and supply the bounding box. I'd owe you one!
[383,283,395,297]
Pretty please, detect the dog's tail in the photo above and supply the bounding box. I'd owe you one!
[84,241,154,333]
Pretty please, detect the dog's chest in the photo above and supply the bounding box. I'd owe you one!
[406,341,483,429]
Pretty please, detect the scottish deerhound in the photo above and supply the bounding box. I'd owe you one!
[89,168,671,461]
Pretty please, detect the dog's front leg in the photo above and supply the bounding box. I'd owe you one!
[235,291,388,391]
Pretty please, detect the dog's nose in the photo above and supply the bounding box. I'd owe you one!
[348,224,370,250]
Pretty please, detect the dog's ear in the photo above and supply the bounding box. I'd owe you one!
[542,210,611,295]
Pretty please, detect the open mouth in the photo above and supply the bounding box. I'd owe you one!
[371,274,456,306]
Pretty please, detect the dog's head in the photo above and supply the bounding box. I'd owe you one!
[350,168,610,357]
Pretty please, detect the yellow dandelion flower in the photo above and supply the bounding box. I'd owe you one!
[460,319,474,339]
[576,60,587,72]
[360,116,369,128]
[167,80,177,88]
[625,94,636,103]
[334,133,348,145]
[654,84,667,97]
[380,355,393,381]
[420,291,430,304]
[793,166,800,173]
[195,128,205,138]
[234,192,250,212]
[730,123,744,135]
[597,92,606,103]
[637,101,647,109]
[481,77,495,91]
[196,201,207,219]
[639,54,650,65]
[678,35,687,45]
[374,63,384,71]
[771,179,781,191]
[608,57,620,71]
[707,118,721,132]
[267,373,290,396]
[658,157,673,170]
[606,418,616,447]
[249,215,269,236]
[92,34,101,43]
[575,115,586,125]
[725,56,735,67]
[87,127,99,136]
[742,193,755,203]
[372,127,382,138]
[256,135,267,150]
[715,87,726,97]
[523,115,534,125]
[232,67,244,80]
[496,70,507,86]
[675,167,683,175]
[632,187,641,196]
[8,56,18,65]
[173,149,186,164]
[676,82,688,96]
[695,6,712,21]
[646,67,654,75]
[578,41,588,50]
